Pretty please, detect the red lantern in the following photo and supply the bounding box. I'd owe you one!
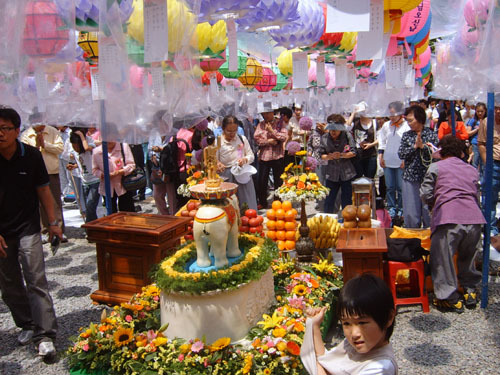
[255,68,277,92]
[202,71,223,86]
[22,0,69,58]
[200,51,226,72]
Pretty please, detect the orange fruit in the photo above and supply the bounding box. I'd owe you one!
[277,240,286,251]
[275,220,286,230]
[284,210,296,222]
[266,220,276,230]
[275,209,285,220]
[276,230,286,241]
[285,240,295,250]
[281,201,292,212]
[285,231,296,240]
[266,209,276,220]
[272,201,282,210]
[284,221,296,231]
[290,208,298,217]
[267,230,276,240]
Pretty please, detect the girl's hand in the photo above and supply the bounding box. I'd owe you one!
[305,306,327,327]
[217,162,226,172]
[237,158,246,166]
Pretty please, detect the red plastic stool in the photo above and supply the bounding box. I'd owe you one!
[384,259,429,313]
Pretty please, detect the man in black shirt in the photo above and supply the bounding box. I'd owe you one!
[0,107,61,358]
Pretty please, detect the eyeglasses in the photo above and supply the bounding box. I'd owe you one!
[0,126,16,133]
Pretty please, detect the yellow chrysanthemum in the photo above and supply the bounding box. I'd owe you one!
[113,327,134,347]
[263,369,271,375]
[277,341,287,352]
[280,173,288,180]
[153,337,168,346]
[242,354,253,374]
[296,150,307,156]
[299,174,307,183]
[287,176,297,185]
[179,343,191,353]
[284,162,294,172]
[293,285,308,296]
[272,327,287,338]
[210,337,231,352]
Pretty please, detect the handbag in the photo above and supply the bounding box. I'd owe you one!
[386,238,427,262]
[120,144,147,191]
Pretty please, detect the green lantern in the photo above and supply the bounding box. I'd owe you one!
[219,49,247,79]
[272,67,288,91]
[126,36,150,68]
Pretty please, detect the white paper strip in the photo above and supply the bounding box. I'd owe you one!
[225,81,235,99]
[99,43,122,84]
[385,55,405,89]
[356,0,384,60]
[335,59,348,87]
[292,51,308,89]
[227,19,238,71]
[34,68,49,101]
[316,55,326,87]
[144,0,168,63]
[326,0,370,32]
[90,66,106,101]
[151,66,164,97]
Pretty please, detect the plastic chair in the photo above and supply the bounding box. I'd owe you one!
[384,259,429,313]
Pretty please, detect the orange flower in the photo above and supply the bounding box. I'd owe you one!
[309,278,319,288]
[292,321,305,333]
[287,341,301,356]
[252,338,261,348]
[297,181,305,189]
[193,171,202,179]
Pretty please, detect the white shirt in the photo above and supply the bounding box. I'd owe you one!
[378,120,410,168]
[217,134,254,167]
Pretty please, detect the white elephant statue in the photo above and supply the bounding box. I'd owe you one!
[193,195,241,268]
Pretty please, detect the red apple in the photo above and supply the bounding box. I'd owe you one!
[187,201,197,211]
[240,225,249,233]
[184,234,194,241]
[249,217,259,227]
[241,216,249,226]
[245,209,257,218]
[249,226,258,233]
[255,225,263,233]
[187,225,192,232]
[194,201,202,209]
[255,216,264,225]
[188,210,197,217]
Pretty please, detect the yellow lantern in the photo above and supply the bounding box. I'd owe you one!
[277,48,310,77]
[127,0,196,54]
[339,32,357,53]
[78,31,98,60]
[238,58,263,89]
[383,0,422,34]
[192,20,228,56]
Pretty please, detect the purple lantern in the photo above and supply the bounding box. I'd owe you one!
[269,0,324,49]
[186,0,260,23]
[236,0,300,31]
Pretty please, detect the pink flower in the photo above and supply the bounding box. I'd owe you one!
[287,295,306,309]
[306,156,318,171]
[147,329,157,342]
[82,344,90,352]
[178,354,184,361]
[191,340,204,353]
[299,116,313,131]
[125,315,133,322]
[286,141,301,155]
[153,296,159,301]
[358,67,371,78]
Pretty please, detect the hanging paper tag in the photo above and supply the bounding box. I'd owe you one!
[226,80,235,99]
[90,66,106,100]
[209,72,218,98]
[292,51,308,89]
[385,55,405,89]
[144,0,168,63]
[356,0,384,60]
[326,0,370,32]
[99,42,122,84]
[335,59,348,87]
[271,93,279,109]
[151,66,164,97]
[316,55,326,87]
[257,100,265,114]
[404,58,415,88]
[34,68,49,101]
[227,19,238,71]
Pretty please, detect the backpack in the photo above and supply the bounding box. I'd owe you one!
[159,136,190,183]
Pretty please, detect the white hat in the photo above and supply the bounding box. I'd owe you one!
[231,164,257,184]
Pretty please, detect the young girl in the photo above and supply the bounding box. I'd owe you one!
[301,274,397,375]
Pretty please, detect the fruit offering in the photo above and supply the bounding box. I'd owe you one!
[265,200,297,251]
[306,215,341,249]
[179,200,202,241]
[239,209,264,235]
[342,205,358,228]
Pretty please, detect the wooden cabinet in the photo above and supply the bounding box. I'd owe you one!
[83,213,191,305]
[336,228,387,282]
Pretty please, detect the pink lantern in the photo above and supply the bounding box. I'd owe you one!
[307,61,330,86]
[255,68,277,92]
[394,0,430,38]
[202,71,223,85]
[326,66,335,90]
[22,0,69,58]
[200,51,226,72]
[414,46,431,69]
[130,65,152,89]
[464,0,491,28]
[221,77,242,88]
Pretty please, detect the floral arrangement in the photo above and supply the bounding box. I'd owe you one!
[177,162,220,197]
[154,234,276,295]
[67,252,342,375]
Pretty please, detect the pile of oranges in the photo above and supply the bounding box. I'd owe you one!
[265,200,298,251]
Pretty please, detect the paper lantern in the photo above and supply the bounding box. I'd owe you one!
[383,0,423,34]
[202,71,223,86]
[277,48,310,77]
[326,66,336,91]
[255,67,277,92]
[405,10,432,45]
[22,0,70,58]
[126,36,148,67]
[130,65,152,88]
[313,3,354,54]
[221,77,242,88]
[464,0,490,28]
[272,68,289,91]
[193,20,228,56]
[394,0,430,37]
[307,61,331,87]
[269,0,324,49]
[219,49,247,78]
[200,51,226,72]
[236,0,300,31]
[77,31,98,60]
[186,0,260,23]
[237,58,263,88]
[127,0,196,54]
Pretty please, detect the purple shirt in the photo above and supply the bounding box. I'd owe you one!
[420,157,485,233]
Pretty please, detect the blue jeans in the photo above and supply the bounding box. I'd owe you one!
[401,179,430,228]
[324,179,352,213]
[384,167,403,218]
[471,143,483,177]
[483,161,500,236]
[82,182,100,222]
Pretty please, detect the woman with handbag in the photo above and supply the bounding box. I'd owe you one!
[92,140,136,213]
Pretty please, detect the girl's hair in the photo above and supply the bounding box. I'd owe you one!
[70,131,85,154]
[222,115,238,130]
[438,135,466,158]
[336,273,395,340]
[474,102,486,121]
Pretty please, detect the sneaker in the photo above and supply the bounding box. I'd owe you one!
[433,298,465,313]
[41,233,49,245]
[61,234,68,243]
[463,290,478,308]
[17,329,34,345]
[38,340,56,358]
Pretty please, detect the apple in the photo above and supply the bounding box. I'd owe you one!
[187,225,192,232]
[187,201,197,211]
[189,210,197,217]
[255,225,263,233]
[184,234,194,241]
[181,210,189,217]
[255,216,264,225]
[239,225,250,233]
[245,209,257,218]
[249,226,258,233]
[194,201,202,209]
[240,216,249,226]
[249,217,259,227]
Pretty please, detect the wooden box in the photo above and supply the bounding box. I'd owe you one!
[336,228,387,282]
[83,213,191,305]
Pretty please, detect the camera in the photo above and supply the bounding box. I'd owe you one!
[50,236,60,256]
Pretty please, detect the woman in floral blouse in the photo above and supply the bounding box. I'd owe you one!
[398,105,439,228]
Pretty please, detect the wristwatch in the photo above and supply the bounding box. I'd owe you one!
[49,220,59,226]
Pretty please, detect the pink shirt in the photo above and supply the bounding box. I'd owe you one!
[254,120,288,161]
[92,143,136,197]
[172,128,194,172]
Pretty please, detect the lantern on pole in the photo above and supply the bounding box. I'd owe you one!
[219,49,247,78]
[255,67,277,92]
[238,58,263,89]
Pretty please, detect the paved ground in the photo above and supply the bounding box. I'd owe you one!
[0,197,499,374]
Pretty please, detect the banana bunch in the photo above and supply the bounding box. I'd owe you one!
[299,215,341,249]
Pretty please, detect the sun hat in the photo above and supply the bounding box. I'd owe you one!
[325,122,346,131]
[231,164,257,184]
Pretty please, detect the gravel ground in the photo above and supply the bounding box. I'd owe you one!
[1,197,499,375]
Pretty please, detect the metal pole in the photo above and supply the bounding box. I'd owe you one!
[480,92,494,309]
[100,99,113,215]
[450,100,456,137]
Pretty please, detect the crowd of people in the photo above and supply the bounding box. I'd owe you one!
[0,96,499,360]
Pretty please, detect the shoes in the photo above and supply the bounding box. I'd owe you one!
[463,289,478,308]
[17,329,34,345]
[38,339,56,358]
[433,298,464,313]
[61,234,68,243]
